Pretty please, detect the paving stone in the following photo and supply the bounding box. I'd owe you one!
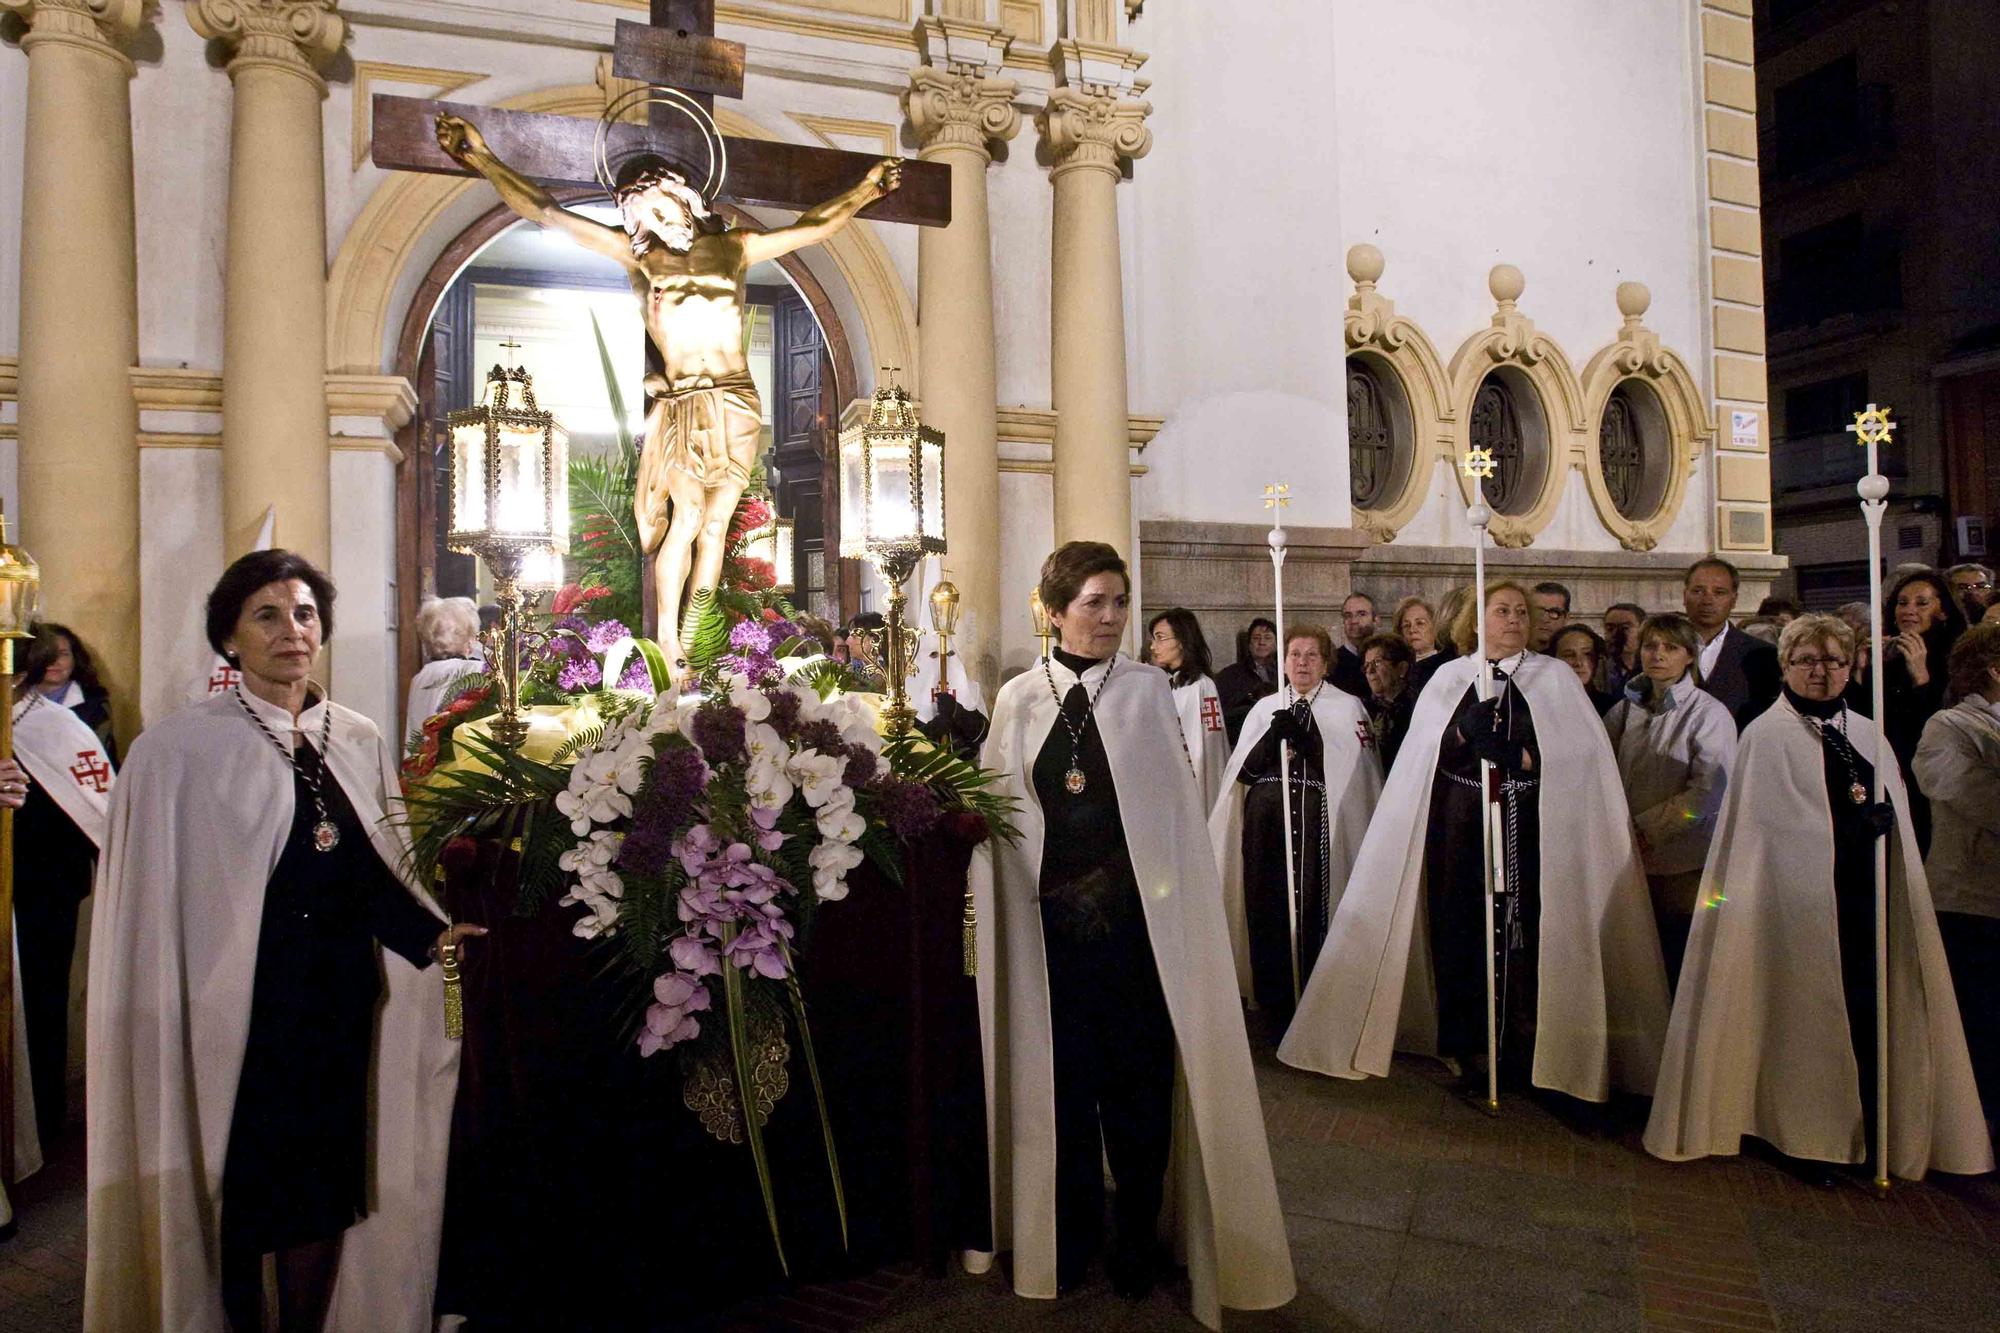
[1746,1206,2000,1333]
[1408,1158,1636,1275]
[1269,1137,1423,1232]
[1383,1234,1642,1333]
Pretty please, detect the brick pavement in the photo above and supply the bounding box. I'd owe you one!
[5,1051,1995,1332]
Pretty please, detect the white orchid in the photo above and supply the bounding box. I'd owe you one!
[815,798,866,844]
[744,721,795,809]
[809,839,864,900]
[726,673,771,723]
[786,749,847,808]
[555,746,645,835]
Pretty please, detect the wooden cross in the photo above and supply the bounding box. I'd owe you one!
[369,0,950,228]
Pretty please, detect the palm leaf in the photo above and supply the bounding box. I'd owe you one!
[784,968,848,1253]
[588,307,635,460]
[719,928,788,1276]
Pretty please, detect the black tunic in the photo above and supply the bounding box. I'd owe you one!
[1032,650,1174,1283]
[220,741,441,1254]
[1215,660,1278,746]
[1237,699,1331,1019]
[1425,675,1542,1072]
[14,778,96,1136]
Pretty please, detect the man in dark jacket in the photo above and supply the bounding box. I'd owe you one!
[1683,557,1780,727]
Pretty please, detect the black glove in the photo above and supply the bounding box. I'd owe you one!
[1864,801,1897,839]
[1267,709,1307,745]
[1459,699,1520,771]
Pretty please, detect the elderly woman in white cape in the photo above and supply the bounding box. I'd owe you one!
[1278,581,1669,1102]
[1644,614,1992,1180]
[970,541,1292,1326]
[404,595,484,746]
[86,550,482,1332]
[1209,623,1380,1024]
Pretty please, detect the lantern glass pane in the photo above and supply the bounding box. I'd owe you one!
[919,435,945,543]
[451,420,489,535]
[773,519,795,591]
[838,434,868,557]
[0,577,36,636]
[546,423,571,553]
[494,420,548,536]
[518,545,565,591]
[870,434,916,543]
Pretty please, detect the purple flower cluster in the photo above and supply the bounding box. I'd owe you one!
[558,658,604,692]
[796,719,846,758]
[585,618,632,653]
[617,658,652,690]
[689,703,748,766]
[874,776,941,841]
[843,748,879,789]
[636,822,804,1058]
[618,743,709,877]
[764,688,803,739]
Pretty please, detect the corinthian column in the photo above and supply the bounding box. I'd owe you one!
[188,0,345,566]
[2,0,146,743]
[903,18,1019,696]
[1037,44,1151,555]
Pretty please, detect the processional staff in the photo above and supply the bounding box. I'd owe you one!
[1264,483,1303,1006]
[1461,446,1506,1114]
[1847,402,1897,1194]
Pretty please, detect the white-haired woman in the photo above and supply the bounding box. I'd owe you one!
[405,596,484,746]
[1646,614,1991,1181]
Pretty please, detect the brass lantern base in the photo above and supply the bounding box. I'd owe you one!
[868,546,924,738]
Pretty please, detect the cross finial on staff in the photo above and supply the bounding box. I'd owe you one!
[1847,403,1895,448]
[1461,446,1498,480]
[1263,482,1292,511]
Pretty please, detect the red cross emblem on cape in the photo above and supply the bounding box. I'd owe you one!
[208,663,243,695]
[1356,721,1376,749]
[1200,697,1223,733]
[70,751,111,794]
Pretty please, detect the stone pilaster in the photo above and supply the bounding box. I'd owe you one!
[2,0,147,745]
[1036,41,1150,559]
[903,16,1019,698]
[188,0,346,567]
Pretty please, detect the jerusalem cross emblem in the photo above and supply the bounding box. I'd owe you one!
[1200,697,1223,733]
[70,751,111,794]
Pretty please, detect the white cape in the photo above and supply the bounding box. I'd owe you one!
[912,642,988,723]
[1173,676,1232,814]
[13,693,111,849]
[1277,652,1670,1101]
[1642,697,1994,1178]
[1209,688,1382,1001]
[404,655,483,746]
[969,655,1293,1328]
[85,690,460,1331]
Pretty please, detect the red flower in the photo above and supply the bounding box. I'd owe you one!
[762,607,782,622]
[551,582,587,615]
[729,496,773,543]
[738,557,775,591]
[944,810,991,846]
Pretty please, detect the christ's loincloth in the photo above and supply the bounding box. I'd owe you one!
[636,370,762,554]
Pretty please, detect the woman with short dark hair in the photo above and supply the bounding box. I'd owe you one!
[1647,614,1990,1180]
[1214,616,1279,745]
[87,549,485,1331]
[1602,613,1737,985]
[973,541,1291,1321]
[1145,607,1229,811]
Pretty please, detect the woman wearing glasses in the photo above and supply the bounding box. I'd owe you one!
[1145,608,1230,812]
[1646,613,1990,1181]
[971,542,1291,1323]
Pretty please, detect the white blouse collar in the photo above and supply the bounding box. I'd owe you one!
[1041,650,1118,692]
[234,683,332,741]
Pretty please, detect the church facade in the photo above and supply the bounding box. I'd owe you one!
[0,0,1776,739]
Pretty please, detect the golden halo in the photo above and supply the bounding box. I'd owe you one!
[594,86,728,205]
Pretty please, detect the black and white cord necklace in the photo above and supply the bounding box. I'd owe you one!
[1043,651,1116,796]
[236,686,342,852]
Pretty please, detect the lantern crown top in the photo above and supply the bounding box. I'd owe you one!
[862,381,937,441]
[476,363,548,417]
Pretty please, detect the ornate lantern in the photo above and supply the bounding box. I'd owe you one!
[837,383,946,735]
[745,512,795,595]
[447,365,570,747]
[1029,587,1052,659]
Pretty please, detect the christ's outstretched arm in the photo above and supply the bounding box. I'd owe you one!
[738,159,902,266]
[435,113,637,269]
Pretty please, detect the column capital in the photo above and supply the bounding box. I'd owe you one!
[913,14,1011,77]
[0,0,146,61]
[189,0,345,83]
[904,66,1020,159]
[1037,83,1152,179]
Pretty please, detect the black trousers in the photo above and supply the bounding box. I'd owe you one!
[14,886,82,1137]
[1039,867,1175,1284]
[1937,911,2000,1122]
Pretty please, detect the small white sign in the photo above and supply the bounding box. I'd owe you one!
[1731,410,1759,450]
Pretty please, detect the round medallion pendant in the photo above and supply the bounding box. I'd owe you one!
[1848,782,1868,806]
[1064,767,1087,795]
[313,819,342,853]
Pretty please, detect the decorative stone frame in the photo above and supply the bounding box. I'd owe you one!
[1444,265,1587,548]
[1577,282,1711,551]
[1344,245,1454,542]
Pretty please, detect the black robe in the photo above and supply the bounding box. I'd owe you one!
[1236,700,1331,1019]
[221,743,441,1256]
[1215,660,1278,746]
[1033,649,1175,1285]
[14,780,95,1136]
[1425,678,1542,1073]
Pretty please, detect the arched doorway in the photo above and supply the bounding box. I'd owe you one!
[388,198,865,690]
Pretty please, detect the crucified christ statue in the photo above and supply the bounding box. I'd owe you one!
[436,112,901,674]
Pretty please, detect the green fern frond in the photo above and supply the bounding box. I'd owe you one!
[553,724,606,764]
